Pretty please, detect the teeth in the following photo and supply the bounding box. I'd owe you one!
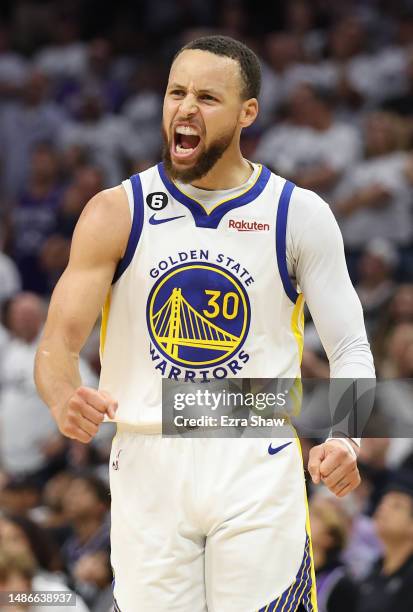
[176,144,195,153]
[176,125,198,135]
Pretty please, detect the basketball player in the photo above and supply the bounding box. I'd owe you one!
[35,36,375,611]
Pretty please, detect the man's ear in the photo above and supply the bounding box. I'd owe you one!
[239,98,259,129]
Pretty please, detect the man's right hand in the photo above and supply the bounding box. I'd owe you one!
[56,387,117,443]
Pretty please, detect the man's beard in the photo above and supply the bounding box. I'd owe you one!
[162,127,235,184]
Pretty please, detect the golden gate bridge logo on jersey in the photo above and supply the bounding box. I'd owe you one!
[146,263,250,368]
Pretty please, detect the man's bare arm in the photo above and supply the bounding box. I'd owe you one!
[34,185,131,443]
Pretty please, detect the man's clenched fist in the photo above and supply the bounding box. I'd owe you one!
[308,439,361,498]
[56,387,117,443]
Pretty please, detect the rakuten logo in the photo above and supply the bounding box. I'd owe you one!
[228,219,270,232]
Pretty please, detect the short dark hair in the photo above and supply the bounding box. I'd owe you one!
[174,35,261,100]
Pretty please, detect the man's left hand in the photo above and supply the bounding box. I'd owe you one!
[307,439,361,497]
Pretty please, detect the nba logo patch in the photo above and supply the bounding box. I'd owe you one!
[112,450,122,471]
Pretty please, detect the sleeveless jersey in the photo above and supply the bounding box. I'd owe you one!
[99,162,305,428]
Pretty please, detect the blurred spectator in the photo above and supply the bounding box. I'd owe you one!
[0,69,66,199]
[0,475,42,516]
[122,62,163,163]
[40,165,104,288]
[284,0,325,59]
[73,551,113,612]
[77,38,127,114]
[55,165,103,237]
[38,472,73,518]
[8,143,65,294]
[301,348,329,378]
[355,238,398,337]
[0,515,90,611]
[34,17,87,81]
[254,82,361,200]
[357,470,413,612]
[217,1,247,40]
[258,32,303,127]
[373,284,413,369]
[59,88,132,187]
[372,323,413,444]
[310,494,360,611]
[0,25,29,100]
[334,112,413,269]
[0,513,61,573]
[382,41,413,119]
[0,246,21,305]
[358,438,393,515]
[338,480,383,580]
[0,548,35,611]
[378,322,413,379]
[0,293,64,480]
[61,474,110,574]
[325,16,407,109]
[385,284,413,323]
[61,474,110,608]
[0,293,98,482]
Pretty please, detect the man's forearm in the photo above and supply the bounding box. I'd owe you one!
[34,335,82,422]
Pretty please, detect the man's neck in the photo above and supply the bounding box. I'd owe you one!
[189,152,253,191]
[382,541,413,576]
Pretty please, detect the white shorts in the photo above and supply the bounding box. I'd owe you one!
[109,430,317,612]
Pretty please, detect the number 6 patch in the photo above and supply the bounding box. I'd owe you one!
[146,192,169,210]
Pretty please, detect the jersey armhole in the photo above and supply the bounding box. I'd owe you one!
[276,179,299,304]
[112,173,144,284]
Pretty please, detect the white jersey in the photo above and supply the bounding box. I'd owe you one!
[99,162,305,429]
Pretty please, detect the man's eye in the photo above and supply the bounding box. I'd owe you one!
[200,94,215,101]
[170,90,185,96]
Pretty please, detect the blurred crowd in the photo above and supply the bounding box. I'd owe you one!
[0,0,413,611]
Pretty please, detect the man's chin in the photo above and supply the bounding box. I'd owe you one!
[163,148,205,183]
[162,133,232,184]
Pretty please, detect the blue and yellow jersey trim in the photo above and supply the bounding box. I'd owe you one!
[100,288,112,361]
[171,164,265,215]
[258,434,318,612]
[112,173,145,284]
[276,179,299,304]
[157,162,272,229]
[291,294,305,364]
[257,534,317,611]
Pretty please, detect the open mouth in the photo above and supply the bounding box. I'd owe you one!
[172,125,202,159]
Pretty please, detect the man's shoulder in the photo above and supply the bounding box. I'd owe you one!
[124,162,160,183]
[71,184,132,262]
[89,184,130,215]
[268,174,329,217]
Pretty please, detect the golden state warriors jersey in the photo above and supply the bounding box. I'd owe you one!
[99,163,305,428]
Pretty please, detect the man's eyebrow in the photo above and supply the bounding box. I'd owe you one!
[168,82,222,96]
[197,88,222,96]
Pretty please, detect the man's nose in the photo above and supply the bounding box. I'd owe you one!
[178,94,198,116]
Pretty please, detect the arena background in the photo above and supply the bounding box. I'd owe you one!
[0,1,413,610]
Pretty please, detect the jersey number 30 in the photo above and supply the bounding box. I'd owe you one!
[203,290,239,320]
